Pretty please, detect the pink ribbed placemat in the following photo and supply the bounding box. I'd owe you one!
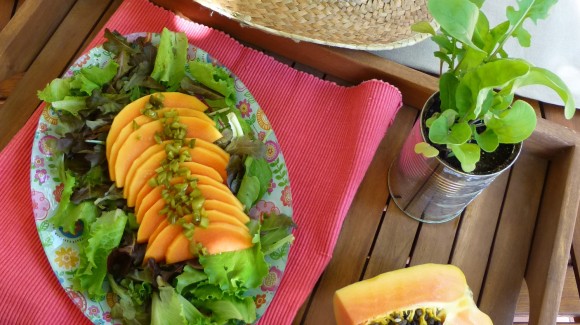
[0,0,402,324]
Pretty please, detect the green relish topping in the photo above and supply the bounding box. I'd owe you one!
[144,97,209,234]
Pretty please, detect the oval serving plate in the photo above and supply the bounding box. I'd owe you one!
[30,32,292,324]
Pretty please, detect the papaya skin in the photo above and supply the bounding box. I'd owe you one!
[106,92,208,162]
[333,264,493,325]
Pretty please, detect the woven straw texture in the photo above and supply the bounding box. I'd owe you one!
[193,0,435,50]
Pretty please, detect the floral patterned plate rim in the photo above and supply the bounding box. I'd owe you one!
[30,32,293,324]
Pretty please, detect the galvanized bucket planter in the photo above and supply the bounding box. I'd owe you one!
[388,93,522,223]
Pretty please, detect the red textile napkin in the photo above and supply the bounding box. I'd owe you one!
[0,0,402,324]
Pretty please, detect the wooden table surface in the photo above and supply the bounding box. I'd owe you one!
[2,1,580,324]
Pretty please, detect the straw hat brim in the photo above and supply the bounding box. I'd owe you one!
[193,0,436,50]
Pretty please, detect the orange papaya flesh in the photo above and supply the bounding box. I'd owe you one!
[109,108,213,181]
[136,187,162,224]
[125,140,227,201]
[333,264,492,325]
[144,219,185,263]
[134,161,224,216]
[137,199,166,243]
[205,210,248,229]
[203,199,250,224]
[113,116,222,188]
[197,184,244,211]
[126,146,227,207]
[148,219,169,248]
[165,222,253,264]
[106,92,208,161]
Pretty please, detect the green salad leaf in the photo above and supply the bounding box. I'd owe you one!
[108,274,152,325]
[260,213,296,255]
[236,157,272,211]
[188,60,236,107]
[151,27,188,90]
[199,240,268,294]
[74,209,127,300]
[151,279,210,325]
[37,78,71,103]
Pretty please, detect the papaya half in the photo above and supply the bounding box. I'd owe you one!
[333,264,493,325]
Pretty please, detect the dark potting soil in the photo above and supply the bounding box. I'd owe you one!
[422,95,521,175]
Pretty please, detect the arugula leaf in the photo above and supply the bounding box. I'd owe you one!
[450,143,480,172]
[151,28,188,90]
[486,99,537,143]
[474,128,499,152]
[455,59,530,117]
[506,0,559,47]
[414,142,440,158]
[74,209,127,300]
[428,0,482,51]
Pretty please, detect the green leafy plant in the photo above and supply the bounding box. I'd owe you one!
[412,0,575,172]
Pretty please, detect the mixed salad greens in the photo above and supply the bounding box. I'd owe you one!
[37,28,295,325]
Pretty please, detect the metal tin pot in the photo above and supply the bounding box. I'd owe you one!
[388,92,522,223]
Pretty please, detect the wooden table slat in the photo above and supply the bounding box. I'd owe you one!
[449,171,510,298]
[408,215,460,266]
[0,1,16,31]
[0,0,76,82]
[526,146,580,324]
[517,266,580,316]
[479,153,548,324]
[0,0,114,150]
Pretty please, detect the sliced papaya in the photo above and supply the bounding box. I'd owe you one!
[106,92,207,161]
[333,263,492,325]
[135,175,230,223]
[134,161,224,214]
[108,108,214,181]
[198,184,244,211]
[113,117,222,187]
[125,139,227,200]
[164,232,193,264]
[205,210,248,229]
[165,222,253,264]
[203,199,250,224]
[136,187,162,223]
[137,199,166,243]
[144,220,184,263]
[148,219,169,247]
[126,146,227,207]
